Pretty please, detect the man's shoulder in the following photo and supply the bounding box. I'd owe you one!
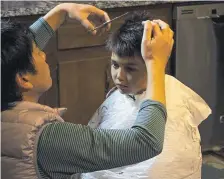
[1,101,64,125]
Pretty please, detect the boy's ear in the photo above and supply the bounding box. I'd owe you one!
[15,73,33,91]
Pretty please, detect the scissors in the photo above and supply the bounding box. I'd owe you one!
[91,12,129,32]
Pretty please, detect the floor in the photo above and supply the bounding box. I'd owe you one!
[202,153,224,179]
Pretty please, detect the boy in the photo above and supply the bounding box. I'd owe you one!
[81,12,211,179]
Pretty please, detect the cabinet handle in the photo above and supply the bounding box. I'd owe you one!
[220,115,224,124]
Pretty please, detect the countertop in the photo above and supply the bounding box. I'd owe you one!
[1,1,180,17]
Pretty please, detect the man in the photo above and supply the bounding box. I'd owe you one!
[1,3,174,179]
[81,11,211,179]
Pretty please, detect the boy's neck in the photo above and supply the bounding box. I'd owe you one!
[134,90,146,102]
[22,92,41,103]
[127,88,146,102]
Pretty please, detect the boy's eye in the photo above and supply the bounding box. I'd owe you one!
[113,64,119,69]
[126,67,137,72]
[111,62,119,69]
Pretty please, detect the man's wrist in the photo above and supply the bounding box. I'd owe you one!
[43,3,71,32]
[55,3,72,14]
[29,17,55,50]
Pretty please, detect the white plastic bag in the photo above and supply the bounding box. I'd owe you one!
[81,75,212,179]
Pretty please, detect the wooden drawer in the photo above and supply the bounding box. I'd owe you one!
[57,11,126,50]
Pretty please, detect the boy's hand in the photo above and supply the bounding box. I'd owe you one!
[141,19,173,106]
[141,19,174,71]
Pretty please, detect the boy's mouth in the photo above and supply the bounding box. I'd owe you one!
[116,84,130,92]
[116,84,128,88]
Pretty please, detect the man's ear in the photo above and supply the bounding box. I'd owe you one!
[15,73,33,91]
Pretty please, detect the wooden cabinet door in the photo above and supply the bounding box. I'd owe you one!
[58,46,111,124]
[40,36,60,108]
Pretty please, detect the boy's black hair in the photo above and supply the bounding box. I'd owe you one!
[106,11,152,57]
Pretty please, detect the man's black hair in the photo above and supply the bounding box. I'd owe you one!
[1,20,36,111]
[106,11,152,57]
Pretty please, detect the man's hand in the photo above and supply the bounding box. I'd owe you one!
[44,3,111,35]
[141,20,174,71]
[65,3,111,35]
[43,3,111,35]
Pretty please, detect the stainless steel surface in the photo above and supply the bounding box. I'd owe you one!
[174,3,224,20]
[174,3,224,150]
[202,153,224,179]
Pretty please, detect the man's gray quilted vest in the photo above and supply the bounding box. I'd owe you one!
[1,101,66,179]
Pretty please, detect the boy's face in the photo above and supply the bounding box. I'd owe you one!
[25,43,52,95]
[111,53,147,95]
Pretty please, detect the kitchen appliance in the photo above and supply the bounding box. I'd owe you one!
[173,3,224,151]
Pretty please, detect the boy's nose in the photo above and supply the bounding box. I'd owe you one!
[117,68,126,82]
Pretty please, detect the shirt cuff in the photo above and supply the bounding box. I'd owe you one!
[29,17,55,50]
[140,100,166,113]
[135,99,167,124]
